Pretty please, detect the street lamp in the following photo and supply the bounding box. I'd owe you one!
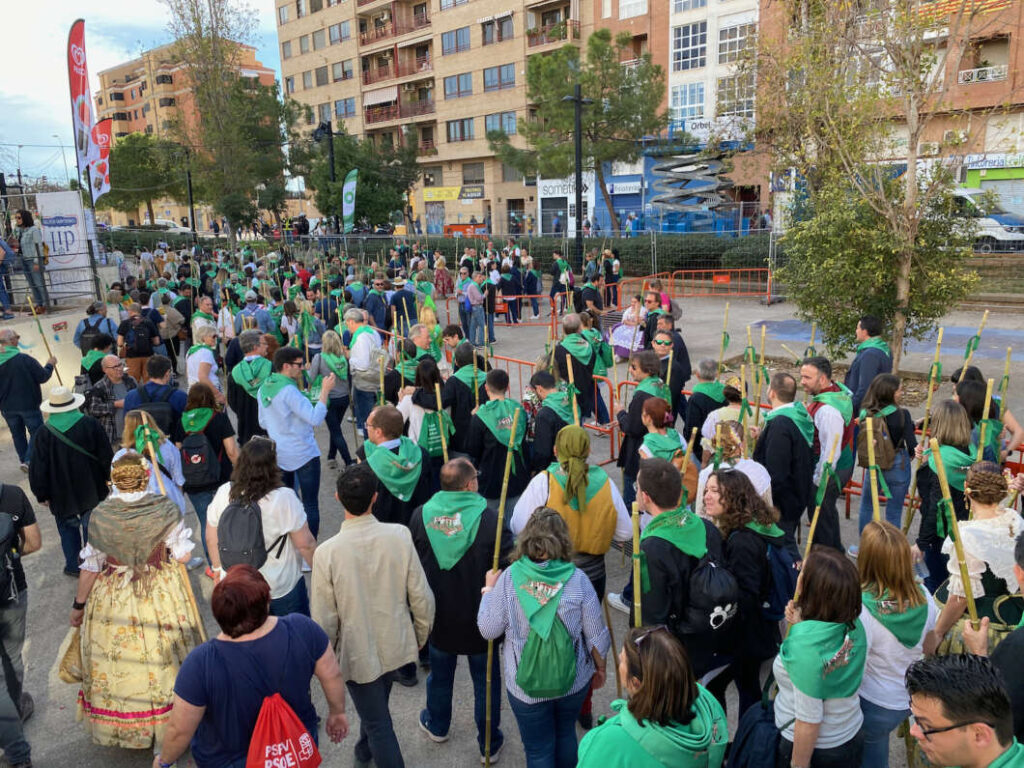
[52,134,70,186]
[561,84,593,271]
[313,121,340,234]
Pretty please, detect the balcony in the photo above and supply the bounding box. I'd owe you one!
[418,138,438,155]
[397,55,432,77]
[363,64,394,85]
[362,56,432,85]
[958,64,1008,84]
[359,13,430,45]
[402,99,435,118]
[527,20,580,48]
[365,99,435,124]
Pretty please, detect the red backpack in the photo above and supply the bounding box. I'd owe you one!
[247,693,321,768]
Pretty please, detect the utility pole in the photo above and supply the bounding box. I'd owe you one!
[314,120,340,234]
[53,135,71,186]
[183,146,197,245]
[562,84,592,271]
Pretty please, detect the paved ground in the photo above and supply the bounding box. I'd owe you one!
[5,294,1023,767]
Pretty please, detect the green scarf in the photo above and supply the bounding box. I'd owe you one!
[746,520,785,537]
[321,352,348,381]
[421,491,487,570]
[560,333,594,366]
[988,741,1024,768]
[856,337,892,358]
[231,356,273,397]
[642,430,685,462]
[0,348,18,368]
[641,507,707,559]
[763,402,815,447]
[396,358,418,384]
[258,372,298,408]
[47,410,84,433]
[181,407,214,433]
[555,258,569,275]
[187,343,215,358]
[780,619,867,699]
[509,557,576,639]
[476,398,526,452]
[453,363,484,391]
[193,310,215,323]
[927,443,974,493]
[547,463,608,514]
[349,324,376,350]
[364,437,423,501]
[636,376,670,402]
[541,391,575,426]
[813,385,854,425]
[692,381,726,404]
[81,348,106,370]
[862,587,929,648]
[582,328,612,376]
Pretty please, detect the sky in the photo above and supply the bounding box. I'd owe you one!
[0,0,281,185]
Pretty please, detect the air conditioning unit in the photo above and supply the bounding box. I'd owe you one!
[918,141,940,156]
[380,10,391,21]
[403,83,417,92]
[943,129,968,145]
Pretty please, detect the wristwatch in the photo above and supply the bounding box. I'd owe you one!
[72,599,86,610]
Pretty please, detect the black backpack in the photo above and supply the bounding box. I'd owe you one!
[571,287,585,314]
[78,316,105,354]
[676,551,739,636]
[138,386,175,434]
[124,316,153,356]
[180,429,223,490]
[0,489,20,604]
[217,500,287,569]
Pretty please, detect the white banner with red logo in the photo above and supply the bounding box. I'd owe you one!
[67,19,98,175]
[36,192,92,298]
[89,118,112,204]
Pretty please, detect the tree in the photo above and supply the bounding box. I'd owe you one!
[294,129,421,229]
[754,0,1017,369]
[489,28,668,235]
[97,133,186,224]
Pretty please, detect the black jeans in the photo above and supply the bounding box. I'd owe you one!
[346,674,404,768]
[808,465,853,554]
[777,729,864,768]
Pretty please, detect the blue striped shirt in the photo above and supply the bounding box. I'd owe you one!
[477,563,610,704]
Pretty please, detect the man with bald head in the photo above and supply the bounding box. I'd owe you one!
[0,329,56,470]
[84,354,138,448]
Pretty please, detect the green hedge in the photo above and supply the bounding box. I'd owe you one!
[719,234,772,269]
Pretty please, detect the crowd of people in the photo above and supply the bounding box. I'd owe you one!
[1,238,1024,768]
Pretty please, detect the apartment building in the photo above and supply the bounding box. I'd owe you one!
[276,0,594,234]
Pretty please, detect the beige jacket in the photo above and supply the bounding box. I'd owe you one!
[311,514,435,684]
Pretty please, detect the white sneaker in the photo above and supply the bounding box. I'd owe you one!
[19,463,28,473]
[481,743,502,764]
[327,458,338,470]
[607,592,631,615]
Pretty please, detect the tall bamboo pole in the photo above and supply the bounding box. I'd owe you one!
[930,438,979,630]
[25,293,62,385]
[754,325,767,426]
[717,302,730,373]
[957,310,989,385]
[866,416,881,523]
[976,378,995,462]
[631,502,642,628]
[434,381,448,464]
[567,357,580,426]
[902,328,944,535]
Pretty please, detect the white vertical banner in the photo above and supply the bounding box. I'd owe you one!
[36,191,92,298]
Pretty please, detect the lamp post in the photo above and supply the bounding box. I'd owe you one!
[52,135,70,187]
[313,120,340,234]
[561,84,592,271]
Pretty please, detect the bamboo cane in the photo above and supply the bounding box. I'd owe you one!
[999,347,1013,406]
[779,343,803,363]
[806,321,817,357]
[903,328,944,534]
[930,438,979,630]
[740,363,748,458]
[139,411,167,497]
[484,408,521,767]
[473,348,480,409]
[602,596,622,698]
[631,501,642,628]
[755,325,767,426]
[666,348,674,397]
[976,378,995,462]
[378,354,385,406]
[717,302,730,373]
[434,381,448,463]
[679,427,699,508]
[866,416,881,523]
[567,356,580,426]
[24,292,62,385]
[957,310,989,384]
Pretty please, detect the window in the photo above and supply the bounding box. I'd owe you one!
[717,73,755,117]
[313,29,326,50]
[718,23,755,64]
[318,103,331,122]
[296,0,307,17]
[423,166,442,186]
[158,97,175,107]
[441,27,471,55]
[133,109,139,119]
[482,17,513,45]
[440,0,467,8]
[673,0,706,10]
[310,0,322,11]
[329,22,350,43]
[110,92,125,101]
[303,71,313,89]
[482,63,515,91]
[142,103,150,114]
[282,41,292,59]
[315,66,329,86]
[443,73,473,99]
[278,4,289,24]
[335,97,357,118]
[300,35,310,53]
[112,112,129,121]
[156,74,173,85]
[462,162,485,184]
[619,0,647,20]
[485,111,517,135]
[130,88,136,99]
[285,76,295,93]
[502,163,524,182]
[332,60,353,81]
[672,22,706,71]
[145,124,153,134]
[446,118,474,142]
[96,96,103,105]
[602,0,611,17]
[670,82,704,122]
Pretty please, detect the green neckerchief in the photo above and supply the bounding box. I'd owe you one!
[763,402,815,447]
[555,258,569,274]
[582,328,612,375]
[476,398,526,457]
[541,390,574,426]
[858,404,897,422]
[396,358,418,384]
[509,557,576,639]
[81,348,106,370]
[692,381,726,404]
[350,280,364,292]
[583,281,597,292]
[641,507,707,559]
[231,356,273,397]
[258,372,298,408]
[856,337,892,358]
[349,324,376,350]
[499,274,511,282]
[47,410,84,433]
[636,375,670,402]
[453,363,484,391]
[456,277,472,292]
[813,385,854,425]
[745,520,785,537]
[642,429,685,462]
[364,437,423,502]
[862,587,929,648]
[187,343,214,358]
[780,619,867,699]
[561,333,594,366]
[421,491,487,570]
[181,407,214,433]
[973,419,1003,460]
[988,740,1024,768]
[193,310,215,322]
[321,352,348,381]
[547,463,609,512]
[927,443,974,493]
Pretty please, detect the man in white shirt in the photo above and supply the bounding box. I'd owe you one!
[345,308,384,438]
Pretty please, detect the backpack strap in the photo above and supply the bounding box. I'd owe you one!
[44,423,98,462]
[268,533,288,560]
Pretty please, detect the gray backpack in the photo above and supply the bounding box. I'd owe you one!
[217,500,287,569]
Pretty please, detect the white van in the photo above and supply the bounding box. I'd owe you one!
[953,188,1024,252]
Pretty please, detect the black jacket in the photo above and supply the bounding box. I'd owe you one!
[642,313,659,350]
[0,354,54,412]
[752,412,814,530]
[617,389,652,478]
[845,344,893,415]
[554,343,595,418]
[356,442,435,526]
[29,414,113,519]
[659,357,689,426]
[410,504,514,655]
[466,413,530,501]
[531,406,568,473]
[442,374,488,454]
[684,391,721,464]
[722,527,781,661]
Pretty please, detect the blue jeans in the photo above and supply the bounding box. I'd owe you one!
[594,382,610,424]
[423,644,502,755]
[459,305,471,338]
[56,511,91,574]
[530,296,540,316]
[0,272,10,311]
[325,396,354,464]
[486,312,496,343]
[0,592,29,764]
[2,410,43,464]
[469,306,485,346]
[347,674,405,768]
[269,577,310,617]
[281,457,321,538]
[187,489,215,564]
[353,388,377,438]
[23,265,45,307]
[858,450,911,532]
[508,685,589,768]
[860,697,908,768]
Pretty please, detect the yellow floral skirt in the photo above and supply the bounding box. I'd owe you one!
[77,561,206,749]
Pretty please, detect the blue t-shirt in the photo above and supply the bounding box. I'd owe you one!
[174,614,328,767]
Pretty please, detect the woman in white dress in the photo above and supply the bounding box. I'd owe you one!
[609,294,647,360]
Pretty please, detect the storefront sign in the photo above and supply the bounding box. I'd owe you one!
[608,181,643,196]
[423,186,462,202]
[964,153,1024,170]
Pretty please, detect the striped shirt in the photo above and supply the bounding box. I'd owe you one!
[477,564,610,704]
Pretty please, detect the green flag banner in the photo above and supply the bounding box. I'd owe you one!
[342,169,358,234]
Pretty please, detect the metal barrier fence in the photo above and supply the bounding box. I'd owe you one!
[438,294,558,340]
[617,267,771,308]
